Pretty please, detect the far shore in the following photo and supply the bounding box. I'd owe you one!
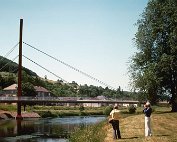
[0,110,41,119]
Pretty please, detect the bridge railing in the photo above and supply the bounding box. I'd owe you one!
[0,96,141,104]
[0,96,60,101]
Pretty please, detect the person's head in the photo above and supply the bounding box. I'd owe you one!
[114,103,118,109]
[145,102,151,107]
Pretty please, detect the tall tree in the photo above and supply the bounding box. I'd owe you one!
[129,0,177,111]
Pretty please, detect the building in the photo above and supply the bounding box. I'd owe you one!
[2,84,51,97]
[2,84,17,97]
[58,97,83,106]
[83,96,108,107]
[34,86,51,98]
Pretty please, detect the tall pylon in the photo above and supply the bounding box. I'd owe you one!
[16,19,23,119]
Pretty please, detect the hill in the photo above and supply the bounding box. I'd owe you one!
[0,56,37,77]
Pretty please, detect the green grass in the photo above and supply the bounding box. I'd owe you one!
[0,104,17,111]
[30,105,105,117]
[69,121,106,142]
[0,104,105,117]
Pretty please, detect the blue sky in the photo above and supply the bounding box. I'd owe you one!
[0,0,148,91]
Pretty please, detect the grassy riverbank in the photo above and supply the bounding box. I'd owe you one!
[105,110,177,142]
[32,106,104,117]
[69,121,107,142]
[69,106,177,142]
[0,105,105,117]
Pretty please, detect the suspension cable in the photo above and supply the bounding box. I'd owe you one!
[23,41,115,89]
[23,55,69,83]
[0,55,19,72]
[10,67,19,73]
[0,42,19,62]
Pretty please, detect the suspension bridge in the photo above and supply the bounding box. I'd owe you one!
[0,19,136,119]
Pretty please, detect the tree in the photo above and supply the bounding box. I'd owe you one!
[129,0,177,111]
[22,82,37,96]
[21,82,37,111]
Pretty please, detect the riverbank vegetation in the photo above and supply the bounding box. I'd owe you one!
[0,104,17,111]
[33,105,106,117]
[0,103,171,118]
[69,121,106,142]
[0,104,105,117]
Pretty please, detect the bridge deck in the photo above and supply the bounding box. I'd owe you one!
[0,97,140,104]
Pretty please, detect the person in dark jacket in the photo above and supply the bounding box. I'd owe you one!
[143,102,152,136]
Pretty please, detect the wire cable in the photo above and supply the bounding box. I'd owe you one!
[0,55,19,72]
[23,41,115,89]
[10,67,19,73]
[0,42,19,62]
[23,55,69,83]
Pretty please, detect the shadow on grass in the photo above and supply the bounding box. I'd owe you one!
[154,111,172,114]
[121,136,139,139]
[156,134,170,137]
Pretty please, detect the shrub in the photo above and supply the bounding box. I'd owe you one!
[79,111,86,116]
[38,111,58,118]
[79,105,85,111]
[128,105,136,114]
[103,106,113,116]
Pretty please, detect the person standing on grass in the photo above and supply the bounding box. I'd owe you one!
[143,101,152,137]
[110,104,121,139]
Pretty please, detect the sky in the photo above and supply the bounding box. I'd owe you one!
[0,0,148,91]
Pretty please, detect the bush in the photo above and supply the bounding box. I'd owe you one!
[103,106,113,116]
[128,105,136,114]
[79,105,85,111]
[38,111,58,118]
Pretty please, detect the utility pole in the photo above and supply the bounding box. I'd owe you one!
[17,19,23,119]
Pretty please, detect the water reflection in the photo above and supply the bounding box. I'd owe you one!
[0,116,105,142]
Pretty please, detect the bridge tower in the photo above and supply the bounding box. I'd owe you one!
[16,19,23,119]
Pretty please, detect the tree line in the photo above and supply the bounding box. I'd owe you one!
[0,70,136,100]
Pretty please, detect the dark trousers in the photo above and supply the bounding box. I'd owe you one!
[111,120,121,139]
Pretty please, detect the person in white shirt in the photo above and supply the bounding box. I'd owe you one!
[110,104,121,139]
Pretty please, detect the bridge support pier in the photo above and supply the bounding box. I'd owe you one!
[17,19,23,119]
[16,102,23,119]
[16,119,22,134]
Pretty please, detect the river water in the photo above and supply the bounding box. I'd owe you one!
[0,116,106,142]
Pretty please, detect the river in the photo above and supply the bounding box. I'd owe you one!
[0,116,106,142]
